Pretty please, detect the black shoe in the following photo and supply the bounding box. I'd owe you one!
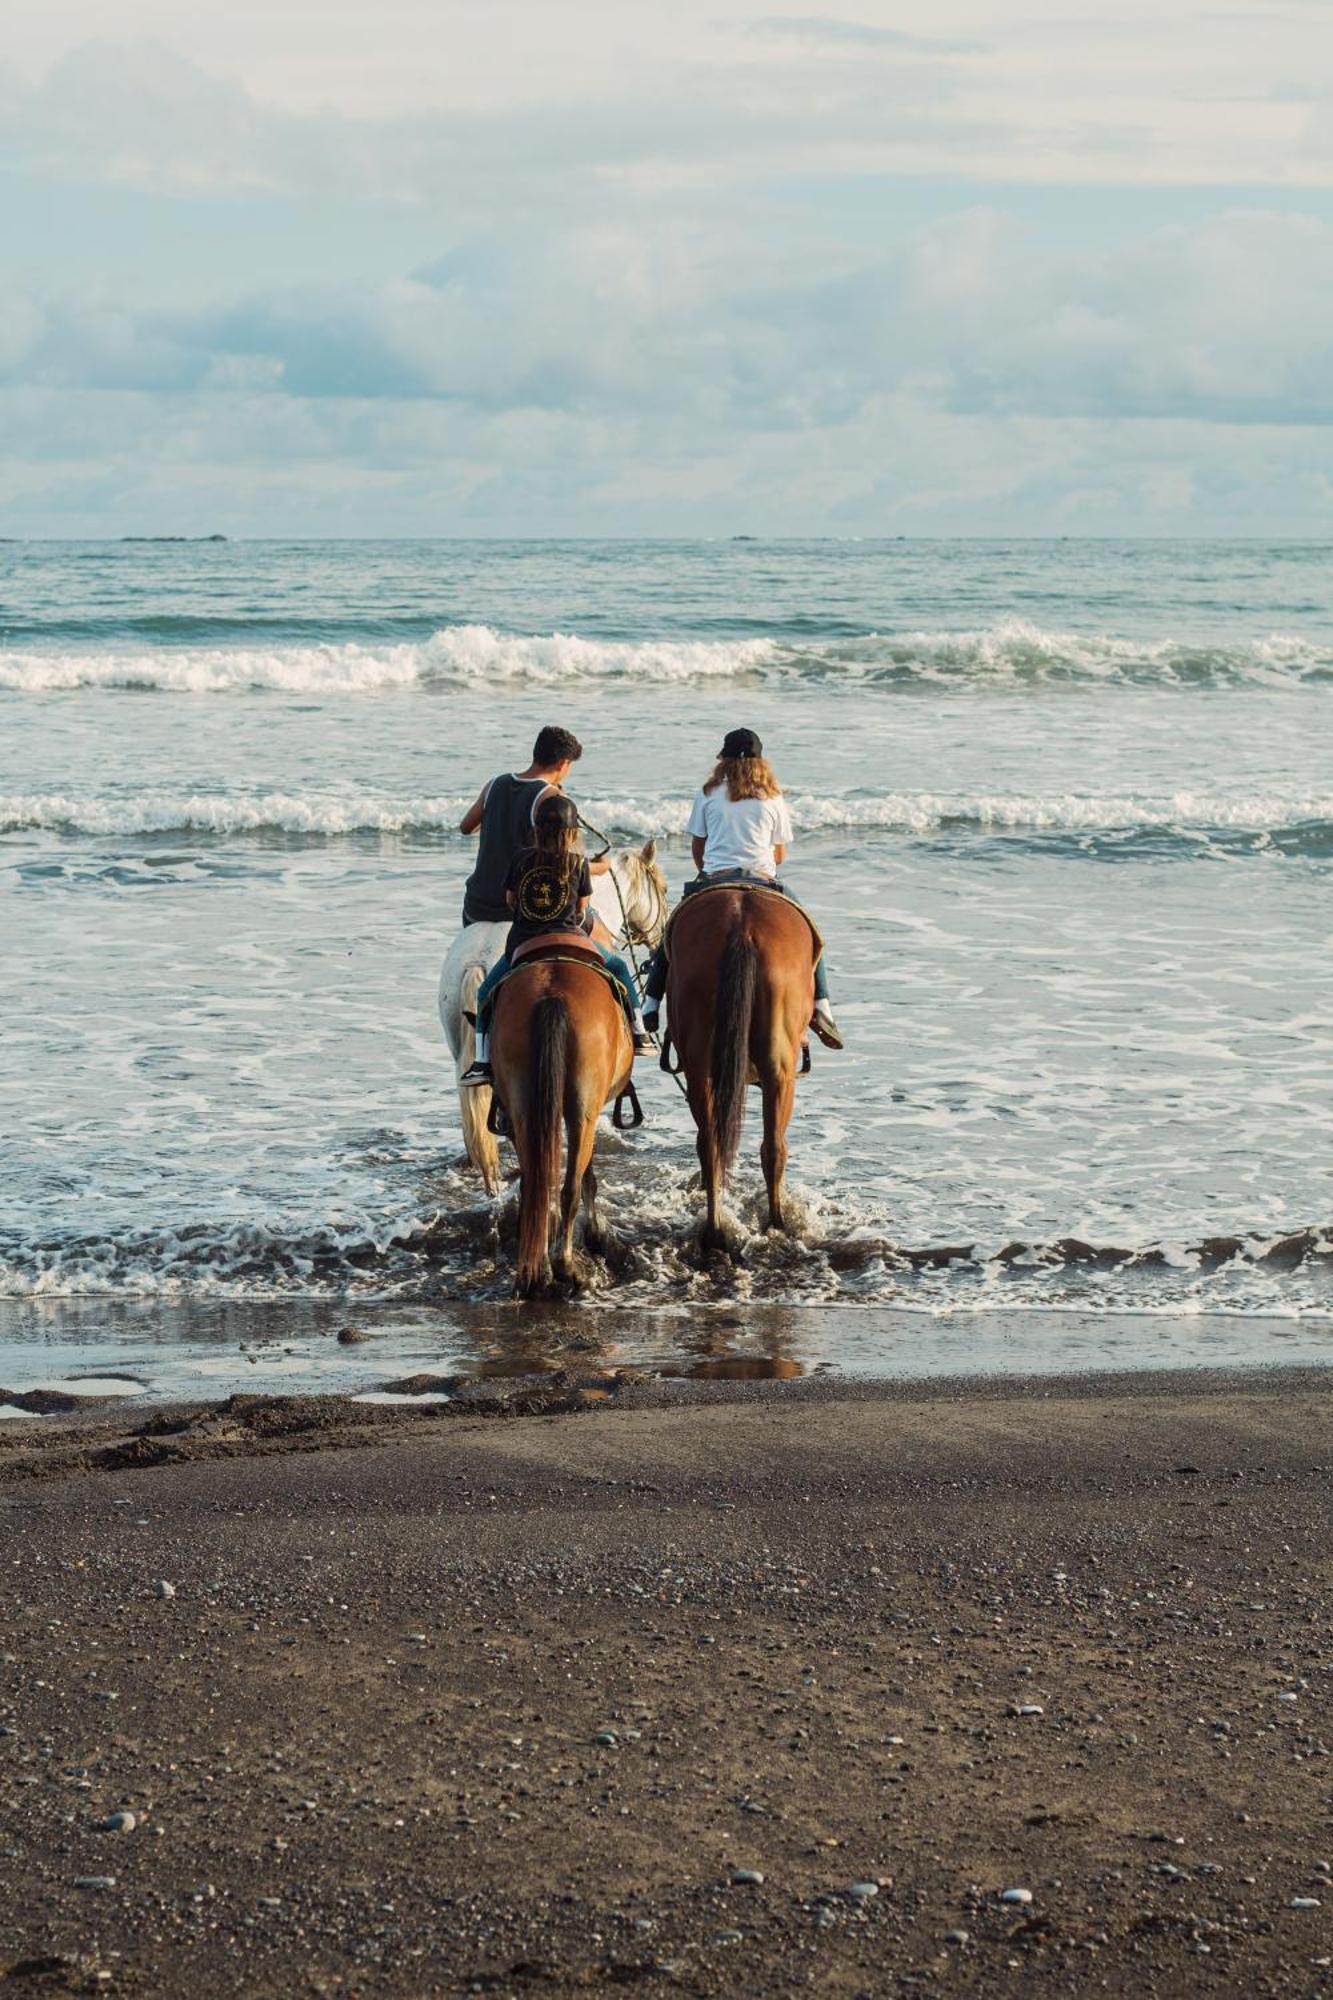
[633,1030,652,1054]
[642,1008,660,1035]
[460,1061,493,1088]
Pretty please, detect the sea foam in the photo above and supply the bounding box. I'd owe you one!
[5,788,1332,848]
[1,619,1329,693]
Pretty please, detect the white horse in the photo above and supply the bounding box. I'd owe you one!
[438,838,668,1194]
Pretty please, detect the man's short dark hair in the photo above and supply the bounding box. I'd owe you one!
[533,725,583,767]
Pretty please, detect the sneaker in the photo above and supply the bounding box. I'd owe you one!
[633,1029,653,1054]
[459,1060,493,1088]
[810,1004,844,1051]
[642,1008,660,1035]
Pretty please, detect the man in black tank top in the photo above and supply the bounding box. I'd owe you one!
[459,725,584,926]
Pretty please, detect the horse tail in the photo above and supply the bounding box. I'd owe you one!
[516,995,568,1291]
[708,928,757,1181]
[458,961,500,1194]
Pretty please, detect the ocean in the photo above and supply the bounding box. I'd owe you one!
[4,538,1332,1390]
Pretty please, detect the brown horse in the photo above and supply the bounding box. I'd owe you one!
[490,944,634,1296]
[665,887,816,1253]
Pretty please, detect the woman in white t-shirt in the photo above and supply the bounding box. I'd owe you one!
[641,727,841,1048]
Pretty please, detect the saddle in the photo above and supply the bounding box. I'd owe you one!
[511,932,604,967]
[492,933,631,1012]
[661,879,823,962]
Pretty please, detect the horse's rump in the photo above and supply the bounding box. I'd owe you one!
[662,878,823,965]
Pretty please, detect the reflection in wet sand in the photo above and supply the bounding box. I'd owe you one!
[1,1295,1332,1406]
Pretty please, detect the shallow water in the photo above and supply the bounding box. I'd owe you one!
[4,539,1332,1353]
[4,1297,1333,1409]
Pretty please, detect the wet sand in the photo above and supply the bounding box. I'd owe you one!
[2,1367,1332,1995]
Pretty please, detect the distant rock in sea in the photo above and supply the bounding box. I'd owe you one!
[119,534,228,543]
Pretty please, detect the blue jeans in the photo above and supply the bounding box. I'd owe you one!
[642,873,830,1006]
[477,946,640,1030]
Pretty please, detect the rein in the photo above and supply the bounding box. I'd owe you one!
[575,808,687,1098]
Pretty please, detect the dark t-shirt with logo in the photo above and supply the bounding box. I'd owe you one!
[505,849,592,947]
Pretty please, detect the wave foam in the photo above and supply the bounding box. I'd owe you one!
[0,625,777,695]
[6,788,1333,850]
[3,1212,1329,1304]
[1,619,1330,694]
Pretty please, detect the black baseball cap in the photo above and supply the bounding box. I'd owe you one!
[719,727,762,759]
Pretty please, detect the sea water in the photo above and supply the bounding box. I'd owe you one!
[4,539,1332,1363]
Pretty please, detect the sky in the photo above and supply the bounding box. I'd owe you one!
[2,1,1333,536]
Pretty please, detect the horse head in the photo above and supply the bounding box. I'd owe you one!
[608,839,669,949]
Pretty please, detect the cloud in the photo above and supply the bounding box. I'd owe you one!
[0,37,982,209]
[3,25,1329,207]
[7,207,1331,432]
[751,15,984,55]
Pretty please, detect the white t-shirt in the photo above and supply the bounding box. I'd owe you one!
[686,786,794,877]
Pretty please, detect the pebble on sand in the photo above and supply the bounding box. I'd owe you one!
[846,1881,879,1902]
[945,1928,970,1946]
[730,1869,765,1886]
[154,1581,176,1600]
[74,1876,117,1890]
[1290,1897,1322,1910]
[99,1812,137,1833]
[1000,1887,1034,1906]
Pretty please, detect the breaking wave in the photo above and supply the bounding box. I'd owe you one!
[7,788,1333,857]
[2,620,1331,694]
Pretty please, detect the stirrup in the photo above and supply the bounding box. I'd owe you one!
[800,1041,812,1075]
[659,1030,682,1075]
[612,1080,645,1129]
[486,1095,511,1138]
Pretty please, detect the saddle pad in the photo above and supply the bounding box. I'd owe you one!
[511,932,603,967]
[662,881,823,961]
[492,955,630,1011]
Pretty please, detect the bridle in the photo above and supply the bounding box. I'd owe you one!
[574,811,668,963]
[612,854,669,952]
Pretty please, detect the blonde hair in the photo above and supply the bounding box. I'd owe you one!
[704,754,782,802]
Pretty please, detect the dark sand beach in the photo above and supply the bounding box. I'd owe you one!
[3,1365,1332,1996]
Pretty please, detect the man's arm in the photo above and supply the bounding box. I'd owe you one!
[587,855,610,876]
[459,785,489,836]
[691,835,707,870]
[773,843,787,866]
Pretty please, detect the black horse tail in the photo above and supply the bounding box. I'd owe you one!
[516,995,568,1293]
[708,928,757,1183]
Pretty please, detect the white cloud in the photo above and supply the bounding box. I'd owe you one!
[3,20,1332,202]
[3,205,1333,533]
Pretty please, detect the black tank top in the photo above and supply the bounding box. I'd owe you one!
[463,774,548,923]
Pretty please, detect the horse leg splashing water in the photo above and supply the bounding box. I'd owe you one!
[666,887,815,1256]
[490,957,632,1296]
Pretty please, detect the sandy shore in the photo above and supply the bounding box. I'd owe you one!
[2,1368,1332,1995]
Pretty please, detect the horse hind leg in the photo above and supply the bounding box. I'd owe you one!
[691,1079,742,1261]
[581,1157,607,1257]
[457,964,500,1194]
[759,1065,795,1234]
[555,1110,599,1290]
